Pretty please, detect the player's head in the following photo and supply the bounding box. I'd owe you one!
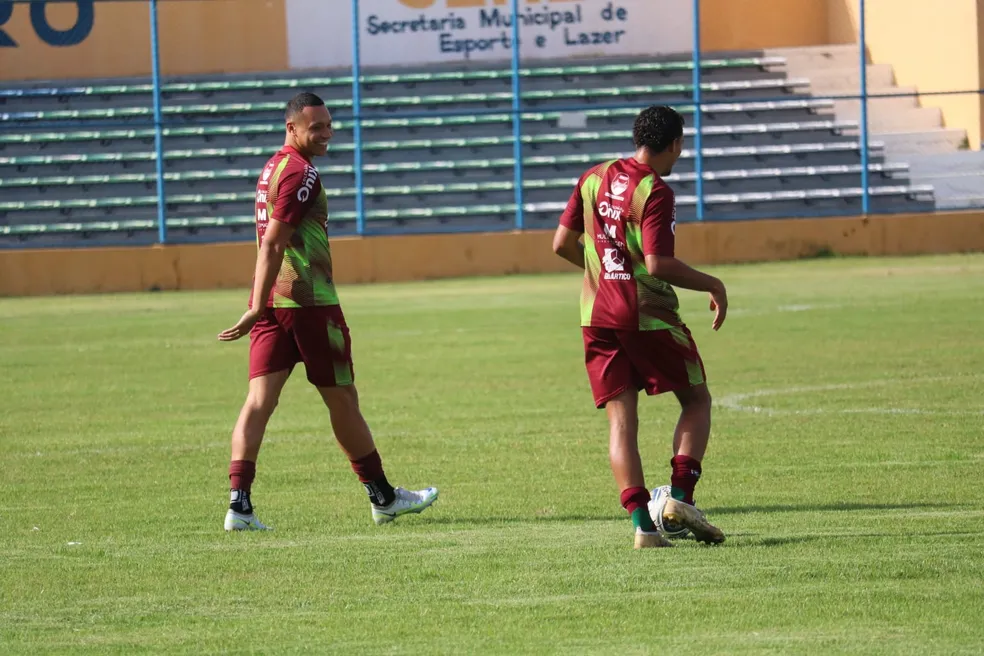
[632,105,685,175]
[285,92,333,158]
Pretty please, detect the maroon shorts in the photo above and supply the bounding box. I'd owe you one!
[582,325,706,408]
[248,305,354,387]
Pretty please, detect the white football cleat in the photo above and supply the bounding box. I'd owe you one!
[634,526,674,549]
[662,496,725,545]
[649,485,692,540]
[371,486,439,525]
[224,509,273,531]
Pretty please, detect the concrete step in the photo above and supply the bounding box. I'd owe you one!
[878,129,968,155]
[834,87,920,114]
[890,150,984,172]
[791,65,896,94]
[840,107,943,134]
[765,45,861,70]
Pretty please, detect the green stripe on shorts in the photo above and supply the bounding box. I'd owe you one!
[326,323,354,387]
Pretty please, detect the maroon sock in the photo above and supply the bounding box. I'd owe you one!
[351,450,395,506]
[620,486,656,531]
[670,455,702,505]
[350,449,385,482]
[229,459,256,493]
[619,486,651,515]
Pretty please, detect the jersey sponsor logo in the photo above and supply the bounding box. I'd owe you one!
[603,223,617,241]
[261,163,275,183]
[297,165,319,202]
[598,200,623,221]
[610,172,630,199]
[602,248,632,281]
[670,205,677,235]
[255,189,269,224]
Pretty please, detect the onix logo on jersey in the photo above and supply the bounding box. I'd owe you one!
[598,201,623,221]
[296,165,319,202]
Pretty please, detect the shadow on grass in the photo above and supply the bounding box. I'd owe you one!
[418,501,968,528]
[742,528,983,547]
[703,501,964,515]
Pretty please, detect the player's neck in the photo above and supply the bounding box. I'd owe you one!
[284,139,313,162]
[632,150,670,177]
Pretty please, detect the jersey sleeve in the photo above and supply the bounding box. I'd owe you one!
[558,177,586,233]
[273,163,321,227]
[641,185,676,257]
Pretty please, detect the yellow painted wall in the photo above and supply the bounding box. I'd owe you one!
[0,0,288,81]
[700,0,831,51]
[828,0,981,148]
[3,213,984,297]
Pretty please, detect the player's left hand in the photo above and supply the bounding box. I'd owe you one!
[218,309,264,342]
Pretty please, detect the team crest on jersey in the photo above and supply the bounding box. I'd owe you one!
[610,172,630,199]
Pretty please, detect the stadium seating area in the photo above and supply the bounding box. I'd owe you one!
[0,52,936,247]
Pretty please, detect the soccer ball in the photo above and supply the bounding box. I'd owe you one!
[648,485,691,539]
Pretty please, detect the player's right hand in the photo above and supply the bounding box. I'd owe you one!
[218,309,263,342]
[709,284,728,331]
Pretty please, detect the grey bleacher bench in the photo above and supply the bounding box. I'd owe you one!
[0,57,785,101]
[0,99,838,148]
[0,78,812,123]
[0,184,936,238]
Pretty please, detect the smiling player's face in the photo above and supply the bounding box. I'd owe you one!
[288,105,334,158]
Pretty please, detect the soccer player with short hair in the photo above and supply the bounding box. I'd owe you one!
[552,105,727,549]
[217,92,438,531]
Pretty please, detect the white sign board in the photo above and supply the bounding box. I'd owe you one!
[287,0,694,70]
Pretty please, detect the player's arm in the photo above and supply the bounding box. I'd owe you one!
[553,178,586,269]
[641,187,728,330]
[219,165,314,341]
[552,225,585,269]
[218,220,295,341]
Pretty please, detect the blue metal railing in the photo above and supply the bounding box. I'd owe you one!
[691,0,705,222]
[148,0,166,244]
[859,0,871,215]
[350,0,366,237]
[509,0,525,231]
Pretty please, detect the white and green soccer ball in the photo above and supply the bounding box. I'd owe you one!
[649,485,691,539]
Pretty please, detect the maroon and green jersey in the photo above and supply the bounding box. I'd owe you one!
[559,158,680,330]
[252,145,338,309]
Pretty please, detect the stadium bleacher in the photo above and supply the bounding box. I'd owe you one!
[0,52,936,246]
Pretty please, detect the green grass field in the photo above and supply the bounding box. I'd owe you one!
[2,253,983,654]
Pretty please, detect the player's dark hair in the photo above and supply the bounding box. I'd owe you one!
[285,92,326,120]
[632,105,685,153]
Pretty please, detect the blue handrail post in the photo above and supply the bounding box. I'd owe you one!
[510,0,525,231]
[149,0,167,244]
[691,0,704,221]
[352,0,366,235]
[859,0,870,215]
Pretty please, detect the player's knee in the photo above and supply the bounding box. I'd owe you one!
[318,383,359,411]
[678,384,712,413]
[245,390,279,417]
